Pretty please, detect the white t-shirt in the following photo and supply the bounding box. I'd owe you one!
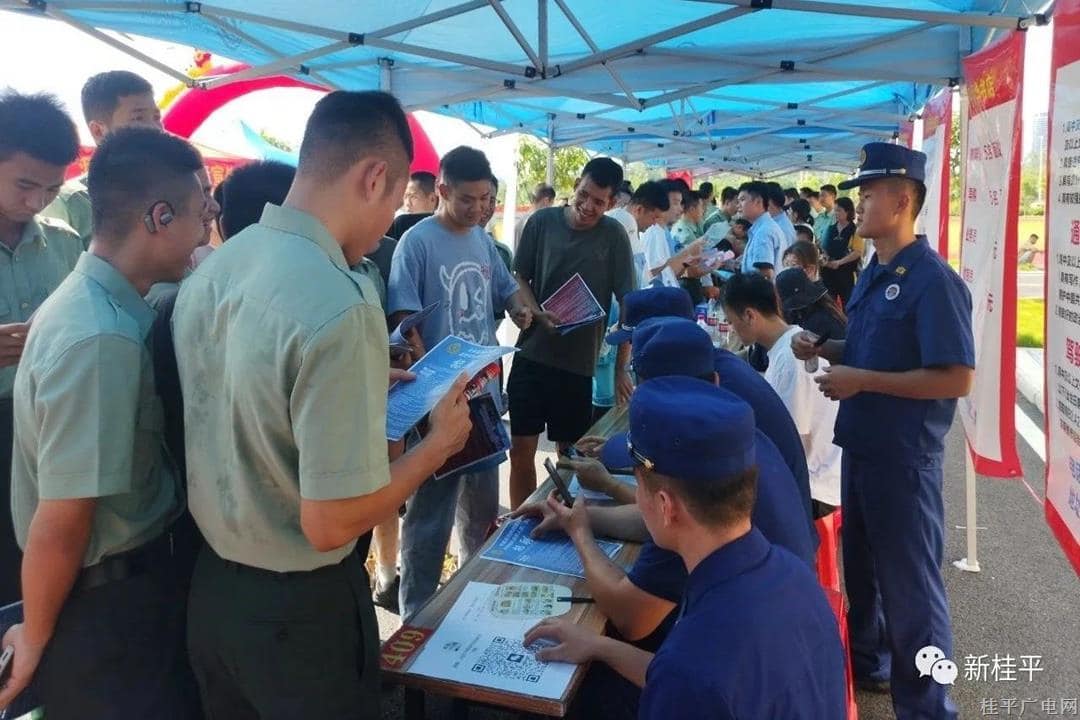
[641,223,679,288]
[765,325,842,507]
[607,207,646,287]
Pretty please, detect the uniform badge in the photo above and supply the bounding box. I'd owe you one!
[895,266,907,276]
[859,148,867,166]
[885,283,901,301]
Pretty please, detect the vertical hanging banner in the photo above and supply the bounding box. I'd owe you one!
[957,32,1023,478]
[1044,0,1080,577]
[918,90,954,259]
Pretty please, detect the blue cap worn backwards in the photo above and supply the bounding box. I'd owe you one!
[631,317,714,381]
[605,287,694,345]
[601,376,756,483]
[838,141,928,191]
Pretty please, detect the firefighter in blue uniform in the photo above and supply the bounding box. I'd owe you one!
[793,142,974,720]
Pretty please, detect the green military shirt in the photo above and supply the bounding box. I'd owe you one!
[172,204,390,573]
[42,177,93,249]
[11,253,180,566]
[0,216,83,399]
[351,257,386,310]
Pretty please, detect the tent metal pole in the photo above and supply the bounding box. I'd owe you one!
[486,0,542,71]
[954,86,981,574]
[538,0,548,70]
[199,41,355,89]
[40,5,193,85]
[363,38,526,76]
[365,0,488,40]
[692,0,1040,29]
[379,58,393,92]
[199,13,340,89]
[556,6,754,75]
[545,115,556,186]
[403,84,509,111]
[551,0,640,106]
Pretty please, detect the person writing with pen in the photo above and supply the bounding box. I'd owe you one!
[513,317,817,718]
[521,376,845,720]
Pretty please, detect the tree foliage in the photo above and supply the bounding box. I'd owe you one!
[516,137,591,200]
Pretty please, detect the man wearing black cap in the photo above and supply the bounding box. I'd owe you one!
[794,141,974,719]
[522,376,845,720]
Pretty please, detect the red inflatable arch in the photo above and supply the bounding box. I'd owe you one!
[161,63,440,174]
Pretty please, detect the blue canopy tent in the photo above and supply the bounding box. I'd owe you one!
[0,0,1051,176]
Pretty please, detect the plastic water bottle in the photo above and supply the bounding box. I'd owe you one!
[706,299,729,348]
[695,303,710,335]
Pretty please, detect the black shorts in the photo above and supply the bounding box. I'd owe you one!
[508,355,593,442]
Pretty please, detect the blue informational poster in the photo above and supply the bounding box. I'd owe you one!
[385,335,515,441]
[480,517,623,578]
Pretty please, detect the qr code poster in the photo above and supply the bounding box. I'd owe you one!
[471,635,550,684]
[408,582,577,698]
[488,583,572,619]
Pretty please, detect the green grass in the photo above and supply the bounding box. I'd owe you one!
[1017,298,1044,349]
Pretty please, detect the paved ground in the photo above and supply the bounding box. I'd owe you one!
[1019,270,1045,299]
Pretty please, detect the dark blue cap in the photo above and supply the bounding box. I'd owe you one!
[631,317,714,381]
[605,287,694,345]
[838,141,928,190]
[601,376,756,482]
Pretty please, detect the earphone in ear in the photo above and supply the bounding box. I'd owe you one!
[143,209,174,234]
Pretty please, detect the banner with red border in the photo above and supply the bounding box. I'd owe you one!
[1043,0,1080,577]
[957,32,1023,478]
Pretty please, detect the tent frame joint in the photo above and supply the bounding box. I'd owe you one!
[348,32,364,45]
[185,1,201,13]
[750,0,773,8]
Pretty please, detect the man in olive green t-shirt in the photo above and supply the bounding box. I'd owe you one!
[508,157,636,508]
[43,70,162,248]
[0,91,84,609]
[0,127,211,719]
[173,91,471,719]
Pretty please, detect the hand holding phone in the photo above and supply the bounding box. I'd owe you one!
[544,458,575,507]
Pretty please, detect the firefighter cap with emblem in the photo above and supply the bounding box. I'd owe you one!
[838,141,928,190]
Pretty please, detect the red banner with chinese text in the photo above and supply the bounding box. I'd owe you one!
[1043,0,1080,577]
[958,32,1023,478]
[919,90,953,259]
[65,146,249,185]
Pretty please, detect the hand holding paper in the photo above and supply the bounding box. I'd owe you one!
[425,373,473,458]
[389,301,441,351]
[540,273,605,335]
[385,336,517,441]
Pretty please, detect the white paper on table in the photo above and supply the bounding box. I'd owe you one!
[568,472,638,501]
[408,581,577,699]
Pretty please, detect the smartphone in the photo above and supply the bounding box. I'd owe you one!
[562,446,581,460]
[0,644,14,686]
[544,458,575,507]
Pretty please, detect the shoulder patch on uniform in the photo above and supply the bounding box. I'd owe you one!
[37,215,79,236]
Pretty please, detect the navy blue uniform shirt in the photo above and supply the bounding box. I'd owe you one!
[834,236,974,466]
[639,528,846,720]
[714,349,814,534]
[627,429,817,603]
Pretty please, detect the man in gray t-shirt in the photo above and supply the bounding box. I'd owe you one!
[508,157,635,508]
[388,146,531,618]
